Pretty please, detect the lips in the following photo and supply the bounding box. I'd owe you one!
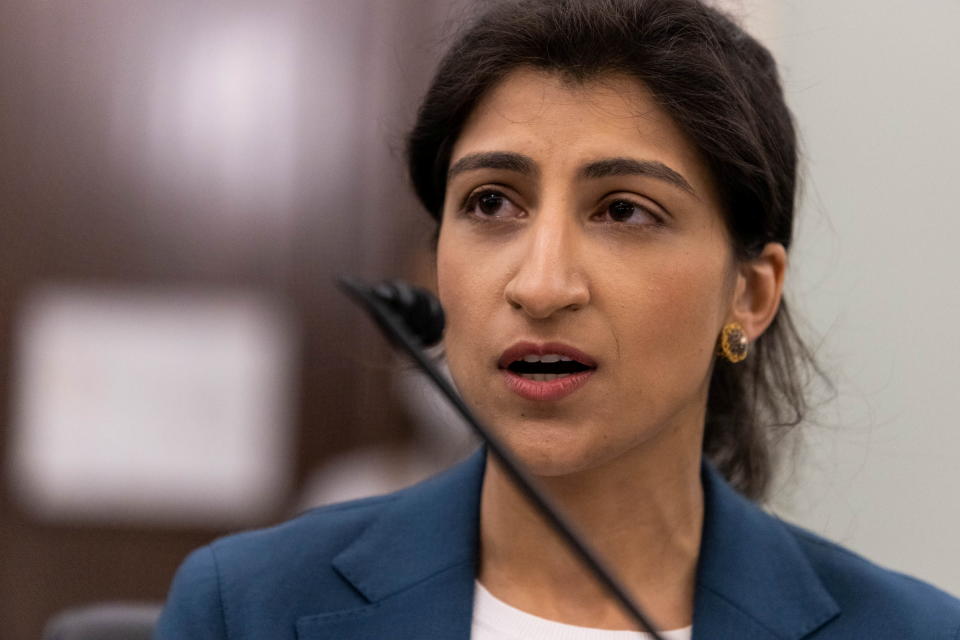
[498,341,597,402]
[497,341,598,370]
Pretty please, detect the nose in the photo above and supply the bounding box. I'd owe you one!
[503,214,590,319]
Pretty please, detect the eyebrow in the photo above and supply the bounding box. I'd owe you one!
[447,151,538,181]
[580,157,696,195]
[446,151,695,196]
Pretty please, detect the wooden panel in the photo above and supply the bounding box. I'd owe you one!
[0,1,448,635]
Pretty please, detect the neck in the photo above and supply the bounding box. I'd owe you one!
[477,434,703,631]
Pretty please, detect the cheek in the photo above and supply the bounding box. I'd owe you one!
[436,232,490,378]
[613,251,732,373]
[436,235,473,330]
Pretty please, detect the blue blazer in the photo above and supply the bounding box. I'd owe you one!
[156,449,960,639]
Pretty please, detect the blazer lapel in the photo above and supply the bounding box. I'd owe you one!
[296,449,487,640]
[692,462,840,640]
[294,448,840,639]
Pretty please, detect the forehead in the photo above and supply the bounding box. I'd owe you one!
[450,67,717,198]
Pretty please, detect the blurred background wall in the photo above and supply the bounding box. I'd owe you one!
[0,1,465,635]
[0,0,957,636]
[755,0,960,604]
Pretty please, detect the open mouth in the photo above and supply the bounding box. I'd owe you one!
[497,342,598,401]
[506,354,593,381]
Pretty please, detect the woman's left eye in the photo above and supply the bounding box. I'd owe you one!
[596,199,663,226]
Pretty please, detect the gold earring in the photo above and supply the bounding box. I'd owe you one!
[717,322,749,363]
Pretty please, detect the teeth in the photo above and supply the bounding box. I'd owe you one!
[519,353,567,363]
[519,373,571,382]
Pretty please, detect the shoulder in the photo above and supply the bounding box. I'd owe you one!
[155,492,402,640]
[211,491,399,579]
[155,450,487,639]
[782,520,960,638]
[700,460,960,638]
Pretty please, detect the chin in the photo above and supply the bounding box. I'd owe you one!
[493,417,627,478]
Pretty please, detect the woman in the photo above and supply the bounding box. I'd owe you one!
[156,1,960,638]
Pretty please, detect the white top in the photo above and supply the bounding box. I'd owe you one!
[471,581,693,640]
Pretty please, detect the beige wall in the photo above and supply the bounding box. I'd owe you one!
[731,0,960,596]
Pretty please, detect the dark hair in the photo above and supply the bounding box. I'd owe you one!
[406,0,821,500]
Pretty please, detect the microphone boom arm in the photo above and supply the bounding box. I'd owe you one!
[337,276,665,640]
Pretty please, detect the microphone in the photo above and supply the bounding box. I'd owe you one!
[370,279,445,347]
[336,276,666,640]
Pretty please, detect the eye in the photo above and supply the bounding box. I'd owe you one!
[596,198,664,226]
[463,189,523,219]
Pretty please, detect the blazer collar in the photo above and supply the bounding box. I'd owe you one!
[299,449,839,640]
[693,462,839,638]
[331,449,486,602]
[296,450,486,640]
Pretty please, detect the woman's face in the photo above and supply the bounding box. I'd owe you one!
[437,68,743,477]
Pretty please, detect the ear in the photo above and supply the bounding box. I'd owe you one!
[728,242,787,341]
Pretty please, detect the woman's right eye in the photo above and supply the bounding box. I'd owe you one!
[463,189,521,219]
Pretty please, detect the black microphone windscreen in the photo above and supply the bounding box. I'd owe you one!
[370,280,445,347]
